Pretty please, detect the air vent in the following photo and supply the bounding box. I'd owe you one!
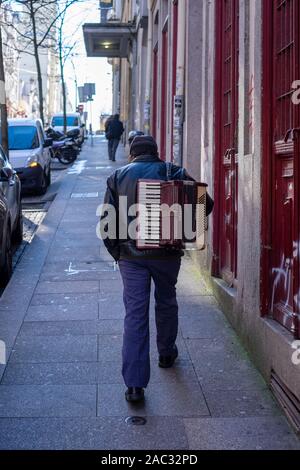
[270,370,300,434]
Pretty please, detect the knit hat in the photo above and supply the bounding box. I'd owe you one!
[130,135,158,157]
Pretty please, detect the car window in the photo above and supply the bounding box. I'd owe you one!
[36,122,45,143]
[52,116,79,127]
[8,126,40,150]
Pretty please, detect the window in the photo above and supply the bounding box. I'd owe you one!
[8,126,40,151]
[52,116,79,127]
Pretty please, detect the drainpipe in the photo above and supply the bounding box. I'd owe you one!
[173,0,186,166]
[143,0,153,135]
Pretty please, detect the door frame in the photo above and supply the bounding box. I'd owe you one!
[212,0,239,281]
[261,0,300,338]
[160,21,168,161]
[151,43,159,140]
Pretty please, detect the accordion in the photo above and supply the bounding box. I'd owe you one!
[137,180,207,251]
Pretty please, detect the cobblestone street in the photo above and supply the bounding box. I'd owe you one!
[0,138,299,450]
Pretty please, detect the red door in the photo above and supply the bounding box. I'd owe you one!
[213,0,239,286]
[160,26,168,161]
[262,0,300,337]
[152,45,158,140]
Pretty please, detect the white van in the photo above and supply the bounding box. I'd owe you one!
[8,118,52,195]
[50,113,85,144]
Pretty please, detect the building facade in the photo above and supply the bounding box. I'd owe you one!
[0,5,20,118]
[0,1,62,121]
[17,2,61,122]
[85,0,300,428]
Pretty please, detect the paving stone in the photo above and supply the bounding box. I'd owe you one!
[30,292,99,306]
[177,295,218,310]
[179,312,232,339]
[204,389,281,417]
[10,335,98,363]
[25,303,99,322]
[0,416,189,450]
[0,385,96,417]
[52,234,102,246]
[97,335,190,362]
[0,319,23,349]
[46,246,102,263]
[100,279,124,294]
[1,360,197,386]
[20,320,125,337]
[195,360,267,392]
[183,417,300,450]
[185,336,249,362]
[0,288,34,310]
[97,382,210,418]
[40,262,119,282]
[34,280,99,295]
[98,297,125,319]
[55,224,97,235]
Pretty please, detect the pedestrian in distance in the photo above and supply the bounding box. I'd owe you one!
[105,114,124,162]
[101,135,214,403]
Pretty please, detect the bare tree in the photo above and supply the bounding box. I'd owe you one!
[57,6,76,134]
[1,0,80,125]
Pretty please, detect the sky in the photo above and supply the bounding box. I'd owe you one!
[63,0,113,130]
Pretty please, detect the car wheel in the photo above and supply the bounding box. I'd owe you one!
[12,205,23,245]
[37,170,47,196]
[46,165,51,187]
[0,227,13,288]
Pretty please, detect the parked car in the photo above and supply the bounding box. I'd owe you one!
[50,113,85,145]
[7,119,52,195]
[0,145,23,288]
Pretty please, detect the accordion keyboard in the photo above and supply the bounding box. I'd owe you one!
[137,181,161,247]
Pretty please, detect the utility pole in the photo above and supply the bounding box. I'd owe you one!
[0,11,8,157]
[70,57,78,110]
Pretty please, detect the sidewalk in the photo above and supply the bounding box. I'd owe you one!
[0,137,299,450]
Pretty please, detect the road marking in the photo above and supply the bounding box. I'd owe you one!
[67,160,87,175]
[64,262,91,276]
[71,192,99,198]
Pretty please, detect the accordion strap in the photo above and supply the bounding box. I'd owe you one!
[165,162,173,181]
[165,162,185,181]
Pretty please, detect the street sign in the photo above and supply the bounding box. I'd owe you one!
[84,83,96,100]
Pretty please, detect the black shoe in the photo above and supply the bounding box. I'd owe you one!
[125,387,144,403]
[159,345,178,369]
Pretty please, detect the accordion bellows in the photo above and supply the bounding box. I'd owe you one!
[137,180,208,251]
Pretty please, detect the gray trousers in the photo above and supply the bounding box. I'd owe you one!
[118,258,181,388]
[108,138,120,161]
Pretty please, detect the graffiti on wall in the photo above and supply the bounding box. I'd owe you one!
[271,241,300,330]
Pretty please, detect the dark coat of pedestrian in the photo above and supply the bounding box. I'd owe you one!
[105,114,124,161]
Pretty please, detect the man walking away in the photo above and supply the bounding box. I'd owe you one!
[101,136,214,403]
[105,114,124,161]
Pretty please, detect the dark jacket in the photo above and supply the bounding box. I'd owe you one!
[105,118,124,140]
[101,155,214,261]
